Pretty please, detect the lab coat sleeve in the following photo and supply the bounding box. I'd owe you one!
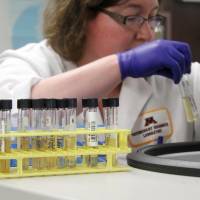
[0,41,71,128]
[0,40,66,101]
[0,56,42,126]
[0,45,57,113]
[0,54,42,113]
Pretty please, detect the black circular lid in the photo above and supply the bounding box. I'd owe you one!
[82,99,88,108]
[86,98,98,108]
[32,99,46,109]
[0,99,12,110]
[108,98,119,107]
[56,99,66,109]
[57,99,77,109]
[45,99,57,109]
[66,98,77,108]
[127,141,200,177]
[17,99,32,109]
[102,98,109,107]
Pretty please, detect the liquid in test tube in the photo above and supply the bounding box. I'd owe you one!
[0,100,12,173]
[179,75,199,122]
[64,98,77,168]
[17,99,32,170]
[85,98,98,167]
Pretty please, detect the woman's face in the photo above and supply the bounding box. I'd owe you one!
[82,0,159,64]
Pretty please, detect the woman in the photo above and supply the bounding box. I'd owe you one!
[0,0,198,151]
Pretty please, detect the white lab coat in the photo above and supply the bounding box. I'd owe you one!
[119,62,200,150]
[0,40,200,151]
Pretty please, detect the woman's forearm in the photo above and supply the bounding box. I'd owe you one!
[31,55,121,99]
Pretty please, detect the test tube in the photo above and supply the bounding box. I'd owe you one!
[31,99,46,170]
[102,98,110,146]
[179,75,199,123]
[55,99,67,168]
[17,99,32,170]
[102,99,109,128]
[101,98,109,166]
[82,99,88,127]
[78,99,88,146]
[107,98,119,130]
[78,99,89,167]
[107,98,119,166]
[55,99,63,130]
[0,99,12,173]
[85,98,98,167]
[64,98,77,168]
[103,98,119,146]
[56,99,65,168]
[45,99,57,169]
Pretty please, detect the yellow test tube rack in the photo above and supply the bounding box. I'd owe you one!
[0,128,131,179]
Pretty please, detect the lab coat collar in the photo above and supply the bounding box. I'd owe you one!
[118,77,153,129]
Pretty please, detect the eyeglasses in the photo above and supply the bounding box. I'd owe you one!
[100,9,166,31]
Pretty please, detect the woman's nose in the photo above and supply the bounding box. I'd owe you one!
[135,21,155,41]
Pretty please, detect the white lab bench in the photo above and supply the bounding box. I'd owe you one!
[0,167,200,200]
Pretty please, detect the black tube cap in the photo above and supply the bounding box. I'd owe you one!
[102,98,109,107]
[57,99,67,108]
[66,98,77,108]
[32,99,46,109]
[57,99,77,109]
[82,99,88,108]
[0,99,12,110]
[45,99,57,109]
[108,98,119,107]
[87,98,98,108]
[17,99,32,109]
[57,98,77,108]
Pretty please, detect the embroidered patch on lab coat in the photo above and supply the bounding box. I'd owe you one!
[130,108,173,148]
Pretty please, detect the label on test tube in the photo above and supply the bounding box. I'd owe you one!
[86,111,98,147]
[86,111,97,131]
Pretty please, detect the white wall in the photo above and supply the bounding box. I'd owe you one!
[0,0,49,53]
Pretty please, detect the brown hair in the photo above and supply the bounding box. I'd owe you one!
[43,0,123,64]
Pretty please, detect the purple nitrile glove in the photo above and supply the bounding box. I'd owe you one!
[118,39,192,84]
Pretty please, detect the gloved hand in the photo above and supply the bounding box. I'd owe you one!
[118,39,192,84]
